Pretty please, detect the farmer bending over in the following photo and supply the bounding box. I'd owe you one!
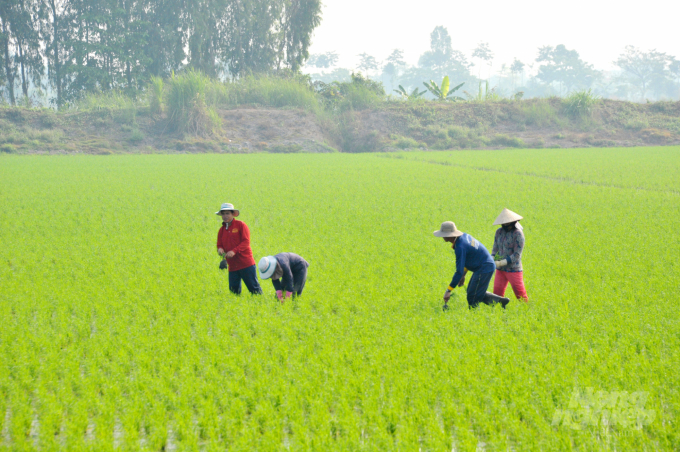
[433,221,510,310]
[492,208,529,302]
[258,253,309,302]
[216,203,262,295]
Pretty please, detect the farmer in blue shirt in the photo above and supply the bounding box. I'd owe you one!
[433,221,510,310]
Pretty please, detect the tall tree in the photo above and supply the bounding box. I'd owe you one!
[0,0,19,104]
[510,58,525,87]
[472,41,493,79]
[356,52,378,74]
[536,44,600,94]
[614,46,673,100]
[418,26,470,78]
[307,51,338,69]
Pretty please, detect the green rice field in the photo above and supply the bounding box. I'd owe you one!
[1,146,679,451]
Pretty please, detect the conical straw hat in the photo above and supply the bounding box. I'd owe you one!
[493,208,523,226]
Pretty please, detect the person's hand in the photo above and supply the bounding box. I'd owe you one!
[443,289,451,302]
[276,290,283,301]
[458,277,465,287]
[225,251,236,259]
[218,248,225,256]
[285,291,293,298]
[495,259,507,267]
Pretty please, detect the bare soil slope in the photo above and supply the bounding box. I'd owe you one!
[1,99,679,154]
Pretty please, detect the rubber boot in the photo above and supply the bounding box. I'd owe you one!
[483,292,511,309]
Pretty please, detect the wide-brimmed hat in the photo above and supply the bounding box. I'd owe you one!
[493,208,523,226]
[258,256,278,279]
[215,202,240,216]
[433,221,464,238]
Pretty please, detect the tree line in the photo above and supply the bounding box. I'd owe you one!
[0,0,321,107]
[307,27,680,102]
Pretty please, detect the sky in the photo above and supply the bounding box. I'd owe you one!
[306,0,680,74]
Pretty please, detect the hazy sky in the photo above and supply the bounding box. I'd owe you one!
[307,0,680,74]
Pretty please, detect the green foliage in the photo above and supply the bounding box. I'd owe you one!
[269,143,303,153]
[562,89,600,118]
[0,143,18,153]
[233,75,321,113]
[466,81,503,102]
[491,134,525,147]
[149,77,165,115]
[513,100,562,128]
[393,85,427,100]
[128,128,145,144]
[166,70,222,137]
[423,76,465,101]
[315,73,385,111]
[390,135,419,149]
[624,117,650,130]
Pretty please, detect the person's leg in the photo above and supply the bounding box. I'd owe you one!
[228,270,242,295]
[240,265,263,295]
[507,272,529,302]
[493,270,509,297]
[469,271,510,308]
[293,267,308,296]
[467,272,487,308]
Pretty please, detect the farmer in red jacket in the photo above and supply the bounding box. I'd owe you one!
[216,203,262,295]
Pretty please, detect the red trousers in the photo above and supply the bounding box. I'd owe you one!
[494,270,528,302]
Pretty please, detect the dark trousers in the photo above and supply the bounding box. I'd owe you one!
[467,271,504,308]
[273,266,308,296]
[292,266,308,296]
[229,265,262,295]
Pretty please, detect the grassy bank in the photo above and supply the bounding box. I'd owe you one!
[1,72,680,154]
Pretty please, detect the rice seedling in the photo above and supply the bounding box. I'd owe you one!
[0,148,678,450]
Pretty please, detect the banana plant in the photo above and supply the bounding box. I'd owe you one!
[423,76,465,101]
[393,85,427,100]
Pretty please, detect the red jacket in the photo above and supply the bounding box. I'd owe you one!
[216,219,256,272]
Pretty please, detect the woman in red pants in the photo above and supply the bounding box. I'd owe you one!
[492,208,529,302]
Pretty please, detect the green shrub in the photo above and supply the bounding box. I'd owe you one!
[5,108,25,123]
[37,130,64,143]
[562,89,599,118]
[516,100,560,128]
[269,143,303,153]
[128,129,145,144]
[113,106,136,124]
[392,135,419,149]
[447,126,469,139]
[234,76,321,113]
[491,134,525,148]
[40,112,60,128]
[166,69,222,137]
[0,143,17,153]
[624,117,649,130]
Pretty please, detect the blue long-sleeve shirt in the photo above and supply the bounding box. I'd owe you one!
[449,233,495,289]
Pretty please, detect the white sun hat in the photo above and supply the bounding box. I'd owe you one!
[433,221,464,238]
[258,256,278,279]
[215,202,240,216]
[493,208,523,226]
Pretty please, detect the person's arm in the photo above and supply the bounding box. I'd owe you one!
[217,229,225,256]
[279,258,295,293]
[507,231,524,265]
[491,230,499,257]
[449,244,467,289]
[272,279,283,291]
